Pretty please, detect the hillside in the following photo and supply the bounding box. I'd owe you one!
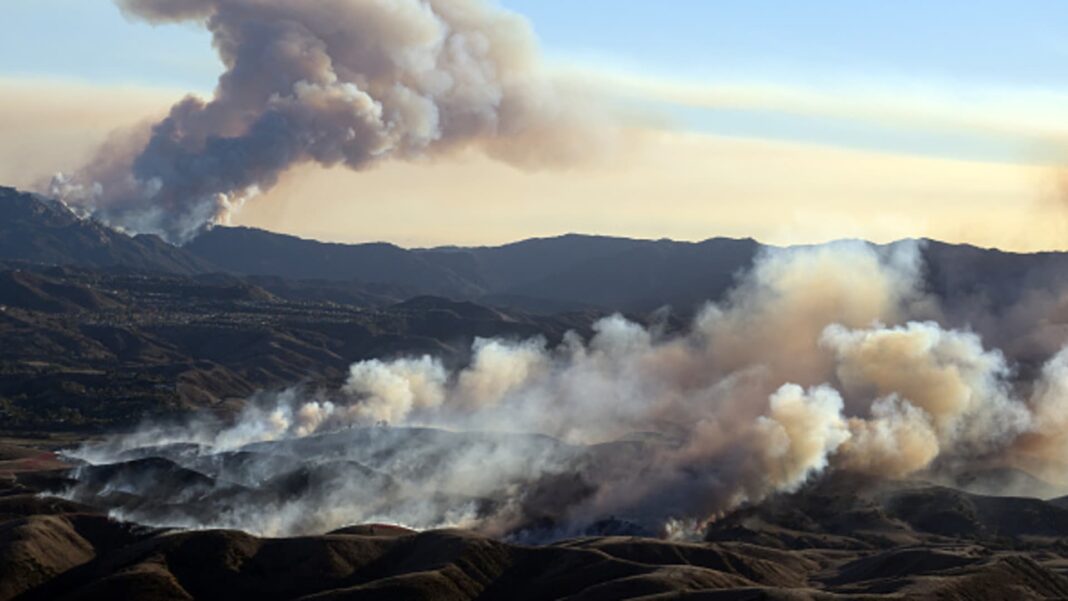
[0,263,600,432]
[183,226,483,297]
[7,438,1068,600]
[187,223,1068,317]
[0,187,215,275]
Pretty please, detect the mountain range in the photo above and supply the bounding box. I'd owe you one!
[7,186,1068,317]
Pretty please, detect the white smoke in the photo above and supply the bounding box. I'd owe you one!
[66,241,1068,538]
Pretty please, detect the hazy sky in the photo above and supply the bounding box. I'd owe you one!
[3,1,1068,249]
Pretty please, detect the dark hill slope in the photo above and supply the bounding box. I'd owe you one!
[422,233,658,290]
[0,187,215,275]
[0,264,601,432]
[187,224,1068,316]
[184,226,482,297]
[188,227,766,313]
[7,454,1068,600]
[496,236,761,312]
[923,239,1068,312]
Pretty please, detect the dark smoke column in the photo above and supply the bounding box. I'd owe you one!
[51,0,597,243]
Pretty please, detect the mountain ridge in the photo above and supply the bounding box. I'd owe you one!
[7,186,1068,319]
[0,187,218,276]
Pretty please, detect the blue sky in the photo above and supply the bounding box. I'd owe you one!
[7,1,1068,90]
[3,0,1068,165]
[3,0,216,89]
[505,1,1068,88]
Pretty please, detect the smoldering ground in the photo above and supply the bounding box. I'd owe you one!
[48,0,617,243]
[55,240,1068,541]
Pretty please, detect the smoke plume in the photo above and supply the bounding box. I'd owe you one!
[48,0,610,242]
[62,241,1068,539]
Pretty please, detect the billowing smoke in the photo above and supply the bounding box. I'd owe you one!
[48,0,610,242]
[61,240,1068,539]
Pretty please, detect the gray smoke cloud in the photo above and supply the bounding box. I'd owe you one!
[62,241,1068,540]
[48,0,612,243]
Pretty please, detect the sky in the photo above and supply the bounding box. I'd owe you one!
[2,0,1068,249]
